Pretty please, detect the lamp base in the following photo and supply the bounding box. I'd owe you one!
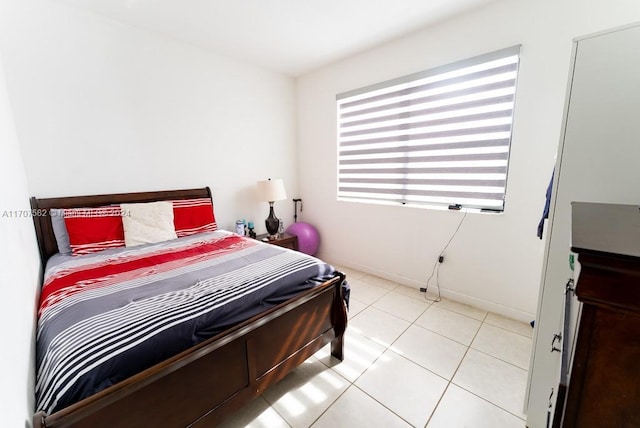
[265,202,280,236]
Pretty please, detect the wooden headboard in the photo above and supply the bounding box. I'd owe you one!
[30,187,212,265]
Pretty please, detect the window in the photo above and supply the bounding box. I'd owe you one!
[336,46,521,211]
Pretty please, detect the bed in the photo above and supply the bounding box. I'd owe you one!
[30,187,348,428]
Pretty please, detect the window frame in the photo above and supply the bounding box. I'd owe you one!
[336,45,521,212]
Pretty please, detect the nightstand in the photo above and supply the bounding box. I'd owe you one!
[255,232,298,251]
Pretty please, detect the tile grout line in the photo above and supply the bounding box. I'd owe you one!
[311,297,425,427]
[260,394,294,427]
[448,314,529,422]
[466,346,530,372]
[306,383,350,427]
[348,299,436,428]
[482,321,535,339]
[423,310,487,427]
[370,301,433,324]
[350,383,417,427]
[263,356,353,428]
[446,383,528,422]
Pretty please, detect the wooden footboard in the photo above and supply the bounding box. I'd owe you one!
[33,272,347,428]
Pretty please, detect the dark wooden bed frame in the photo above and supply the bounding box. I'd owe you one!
[30,187,347,428]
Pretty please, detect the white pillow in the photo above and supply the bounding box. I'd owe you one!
[121,201,177,247]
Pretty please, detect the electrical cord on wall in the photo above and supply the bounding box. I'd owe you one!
[423,211,468,303]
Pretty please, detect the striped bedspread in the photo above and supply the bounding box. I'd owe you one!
[36,231,338,414]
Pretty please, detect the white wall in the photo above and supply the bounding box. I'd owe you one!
[0,0,298,233]
[296,0,640,320]
[0,0,298,422]
[0,51,42,427]
[527,24,640,428]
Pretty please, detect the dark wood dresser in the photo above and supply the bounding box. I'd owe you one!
[560,202,640,427]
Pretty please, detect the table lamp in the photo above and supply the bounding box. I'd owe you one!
[257,178,287,237]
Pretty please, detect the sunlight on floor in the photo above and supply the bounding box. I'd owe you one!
[252,407,288,428]
[279,393,306,417]
[318,370,343,389]
[299,381,327,404]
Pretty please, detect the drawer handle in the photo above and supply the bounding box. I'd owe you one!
[551,333,562,353]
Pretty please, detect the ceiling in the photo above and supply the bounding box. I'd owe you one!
[59,0,498,76]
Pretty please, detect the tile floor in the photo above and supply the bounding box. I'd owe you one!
[219,267,532,428]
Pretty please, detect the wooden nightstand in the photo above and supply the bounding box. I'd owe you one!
[255,232,298,251]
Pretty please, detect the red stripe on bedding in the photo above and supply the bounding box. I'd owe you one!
[39,235,253,314]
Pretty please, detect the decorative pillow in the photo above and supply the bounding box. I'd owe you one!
[50,209,72,255]
[64,206,125,256]
[121,201,177,247]
[172,198,217,237]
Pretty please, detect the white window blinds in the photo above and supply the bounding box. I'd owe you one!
[337,46,521,211]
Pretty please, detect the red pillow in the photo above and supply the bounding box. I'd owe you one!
[64,206,125,256]
[172,198,217,237]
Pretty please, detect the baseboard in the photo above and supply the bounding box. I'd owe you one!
[324,257,535,323]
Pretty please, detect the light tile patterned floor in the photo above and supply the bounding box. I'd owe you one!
[218,267,531,428]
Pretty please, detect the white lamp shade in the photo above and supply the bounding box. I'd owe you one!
[257,179,287,202]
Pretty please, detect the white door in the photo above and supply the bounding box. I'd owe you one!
[526,23,640,428]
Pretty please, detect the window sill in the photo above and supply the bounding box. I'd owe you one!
[336,198,505,215]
